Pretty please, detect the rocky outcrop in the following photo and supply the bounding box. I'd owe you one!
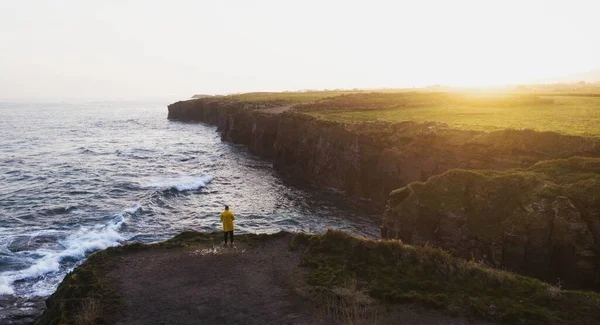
[382,157,600,289]
[36,230,600,325]
[168,98,600,205]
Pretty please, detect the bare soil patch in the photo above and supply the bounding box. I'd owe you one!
[99,234,499,325]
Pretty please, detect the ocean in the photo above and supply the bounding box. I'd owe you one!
[0,100,379,320]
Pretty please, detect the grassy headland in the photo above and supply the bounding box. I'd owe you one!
[300,93,600,136]
[379,156,600,298]
[36,230,600,325]
[193,88,600,136]
[300,230,600,325]
[217,90,362,104]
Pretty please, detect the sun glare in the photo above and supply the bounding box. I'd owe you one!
[0,0,598,99]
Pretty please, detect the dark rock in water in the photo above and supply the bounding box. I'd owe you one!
[0,295,46,325]
[382,157,600,290]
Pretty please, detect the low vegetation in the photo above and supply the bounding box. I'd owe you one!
[311,283,381,325]
[385,156,600,242]
[34,245,126,325]
[191,88,600,136]
[37,229,600,324]
[74,298,100,325]
[298,230,600,325]
[300,92,600,136]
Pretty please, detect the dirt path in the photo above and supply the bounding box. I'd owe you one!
[261,104,296,114]
[105,234,314,325]
[100,234,499,325]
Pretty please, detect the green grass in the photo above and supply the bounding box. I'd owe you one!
[189,90,600,136]
[303,94,600,136]
[380,157,600,294]
[388,156,600,217]
[34,245,133,325]
[298,230,600,325]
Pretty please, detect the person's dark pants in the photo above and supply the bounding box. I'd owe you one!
[224,230,234,244]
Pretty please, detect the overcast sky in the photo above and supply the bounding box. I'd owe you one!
[1,0,599,101]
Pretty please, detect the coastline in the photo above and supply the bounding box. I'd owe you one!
[167,95,600,290]
[167,97,600,205]
[34,230,600,324]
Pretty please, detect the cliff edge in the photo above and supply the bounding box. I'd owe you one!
[36,231,600,325]
[382,157,600,290]
[167,94,600,205]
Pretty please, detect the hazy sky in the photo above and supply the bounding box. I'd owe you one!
[1,0,599,101]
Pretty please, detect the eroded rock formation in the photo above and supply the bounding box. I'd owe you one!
[382,157,600,289]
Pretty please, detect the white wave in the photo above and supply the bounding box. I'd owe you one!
[122,203,142,215]
[146,174,213,191]
[0,205,135,297]
[0,277,14,295]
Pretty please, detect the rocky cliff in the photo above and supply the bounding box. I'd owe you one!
[168,98,600,205]
[382,157,600,289]
[35,230,600,325]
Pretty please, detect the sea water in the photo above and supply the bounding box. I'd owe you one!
[0,100,379,320]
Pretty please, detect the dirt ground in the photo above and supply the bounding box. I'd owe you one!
[261,104,295,114]
[102,234,499,325]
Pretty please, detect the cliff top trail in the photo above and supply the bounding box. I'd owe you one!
[86,234,497,325]
[36,232,508,325]
[36,231,600,325]
[105,234,315,325]
[261,104,296,114]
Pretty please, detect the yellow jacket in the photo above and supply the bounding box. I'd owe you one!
[220,210,235,232]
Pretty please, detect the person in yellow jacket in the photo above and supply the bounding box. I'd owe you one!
[220,205,235,246]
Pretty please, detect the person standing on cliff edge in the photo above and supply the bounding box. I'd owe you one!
[221,205,235,246]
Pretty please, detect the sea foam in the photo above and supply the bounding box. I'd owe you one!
[0,277,14,295]
[0,205,138,297]
[146,174,213,191]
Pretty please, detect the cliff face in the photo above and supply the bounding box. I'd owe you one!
[168,99,281,158]
[382,157,600,289]
[168,98,245,125]
[272,114,390,199]
[221,109,279,158]
[168,98,600,205]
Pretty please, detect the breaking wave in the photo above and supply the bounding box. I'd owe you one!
[145,174,213,192]
[0,205,141,297]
